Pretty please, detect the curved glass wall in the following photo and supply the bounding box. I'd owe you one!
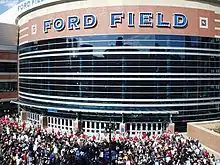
[19,34,220,123]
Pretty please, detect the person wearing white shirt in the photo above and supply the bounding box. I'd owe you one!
[33,144,38,152]
[126,160,131,165]
[6,126,10,135]
[195,148,200,155]
[54,146,58,154]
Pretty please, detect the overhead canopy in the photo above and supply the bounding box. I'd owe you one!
[11,100,179,115]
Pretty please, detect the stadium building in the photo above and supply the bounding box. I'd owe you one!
[0,23,18,116]
[2,0,220,135]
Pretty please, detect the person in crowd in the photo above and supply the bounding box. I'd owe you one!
[0,115,216,165]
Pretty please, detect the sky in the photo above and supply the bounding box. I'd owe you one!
[0,0,23,14]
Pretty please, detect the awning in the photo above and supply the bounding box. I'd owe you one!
[11,100,179,115]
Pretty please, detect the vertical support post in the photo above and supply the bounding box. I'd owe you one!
[74,113,80,133]
[166,113,175,134]
[85,121,87,133]
[135,123,137,135]
[151,123,153,135]
[18,105,20,120]
[40,115,48,129]
[89,121,92,132]
[156,123,158,136]
[140,123,143,134]
[99,122,101,133]
[109,118,112,165]
[20,110,27,121]
[121,113,124,123]
[169,114,172,123]
[120,113,126,134]
[130,123,132,136]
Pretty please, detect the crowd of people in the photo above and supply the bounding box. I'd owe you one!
[0,115,217,165]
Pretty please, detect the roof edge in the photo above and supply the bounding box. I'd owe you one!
[16,0,83,25]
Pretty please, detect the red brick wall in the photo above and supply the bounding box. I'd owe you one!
[0,92,18,100]
[0,51,18,101]
[0,52,17,60]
